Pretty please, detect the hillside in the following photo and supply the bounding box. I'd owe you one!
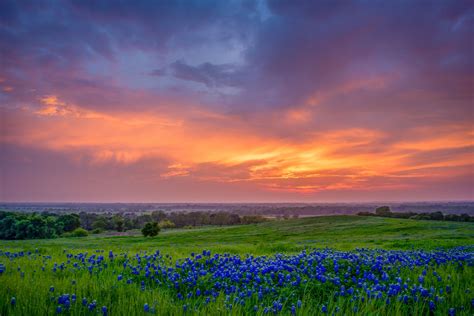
[3,216,473,257]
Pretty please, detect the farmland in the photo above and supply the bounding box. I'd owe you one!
[1,216,473,315]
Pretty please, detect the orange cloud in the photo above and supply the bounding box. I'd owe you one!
[2,94,472,195]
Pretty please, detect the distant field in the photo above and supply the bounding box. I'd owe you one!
[1,216,473,315]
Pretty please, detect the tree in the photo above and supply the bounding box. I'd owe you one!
[142,222,160,237]
[113,215,125,232]
[58,214,81,232]
[375,206,392,217]
[429,211,444,221]
[151,210,166,222]
[92,217,108,231]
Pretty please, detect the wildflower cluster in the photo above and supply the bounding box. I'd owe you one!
[1,247,473,314]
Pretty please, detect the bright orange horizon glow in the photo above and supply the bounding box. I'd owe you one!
[2,93,472,202]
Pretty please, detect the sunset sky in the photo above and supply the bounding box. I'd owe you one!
[0,1,473,202]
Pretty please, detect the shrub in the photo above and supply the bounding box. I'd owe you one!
[241,215,268,224]
[91,228,103,234]
[429,211,444,221]
[142,222,160,237]
[357,212,374,216]
[375,206,392,217]
[158,219,176,229]
[64,228,88,237]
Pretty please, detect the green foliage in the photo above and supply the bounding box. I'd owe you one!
[151,210,166,222]
[375,206,392,216]
[158,219,176,229]
[241,215,267,224]
[63,228,89,237]
[0,216,473,315]
[142,222,160,237]
[359,208,473,222]
[0,212,60,240]
[57,213,81,232]
[113,215,125,232]
[91,217,108,231]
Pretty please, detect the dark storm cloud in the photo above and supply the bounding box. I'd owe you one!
[232,0,474,110]
[152,60,244,88]
[0,0,257,110]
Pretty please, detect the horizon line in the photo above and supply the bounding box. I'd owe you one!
[2,200,474,204]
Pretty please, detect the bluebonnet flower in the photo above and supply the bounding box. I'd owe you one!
[1,246,472,314]
[11,297,16,306]
[144,303,149,312]
[429,301,435,311]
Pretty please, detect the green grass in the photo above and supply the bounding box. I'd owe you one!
[1,216,473,315]
[2,216,473,257]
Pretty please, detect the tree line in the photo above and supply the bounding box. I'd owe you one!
[0,210,267,240]
[358,206,473,222]
[0,212,81,240]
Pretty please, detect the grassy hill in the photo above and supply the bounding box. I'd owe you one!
[2,216,473,257]
[1,216,473,315]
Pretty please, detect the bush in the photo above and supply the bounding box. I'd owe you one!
[91,228,103,234]
[241,215,268,224]
[142,222,160,237]
[357,212,374,216]
[64,228,88,237]
[158,219,176,229]
[429,211,444,221]
[375,206,392,217]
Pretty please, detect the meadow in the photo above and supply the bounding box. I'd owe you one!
[1,216,473,315]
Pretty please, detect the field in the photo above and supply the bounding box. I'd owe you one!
[1,216,473,315]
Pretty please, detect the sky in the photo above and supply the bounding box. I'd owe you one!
[0,0,473,203]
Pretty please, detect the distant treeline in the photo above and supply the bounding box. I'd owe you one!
[358,206,474,222]
[0,210,267,240]
[0,212,81,240]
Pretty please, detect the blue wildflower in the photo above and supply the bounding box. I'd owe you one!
[429,301,435,311]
